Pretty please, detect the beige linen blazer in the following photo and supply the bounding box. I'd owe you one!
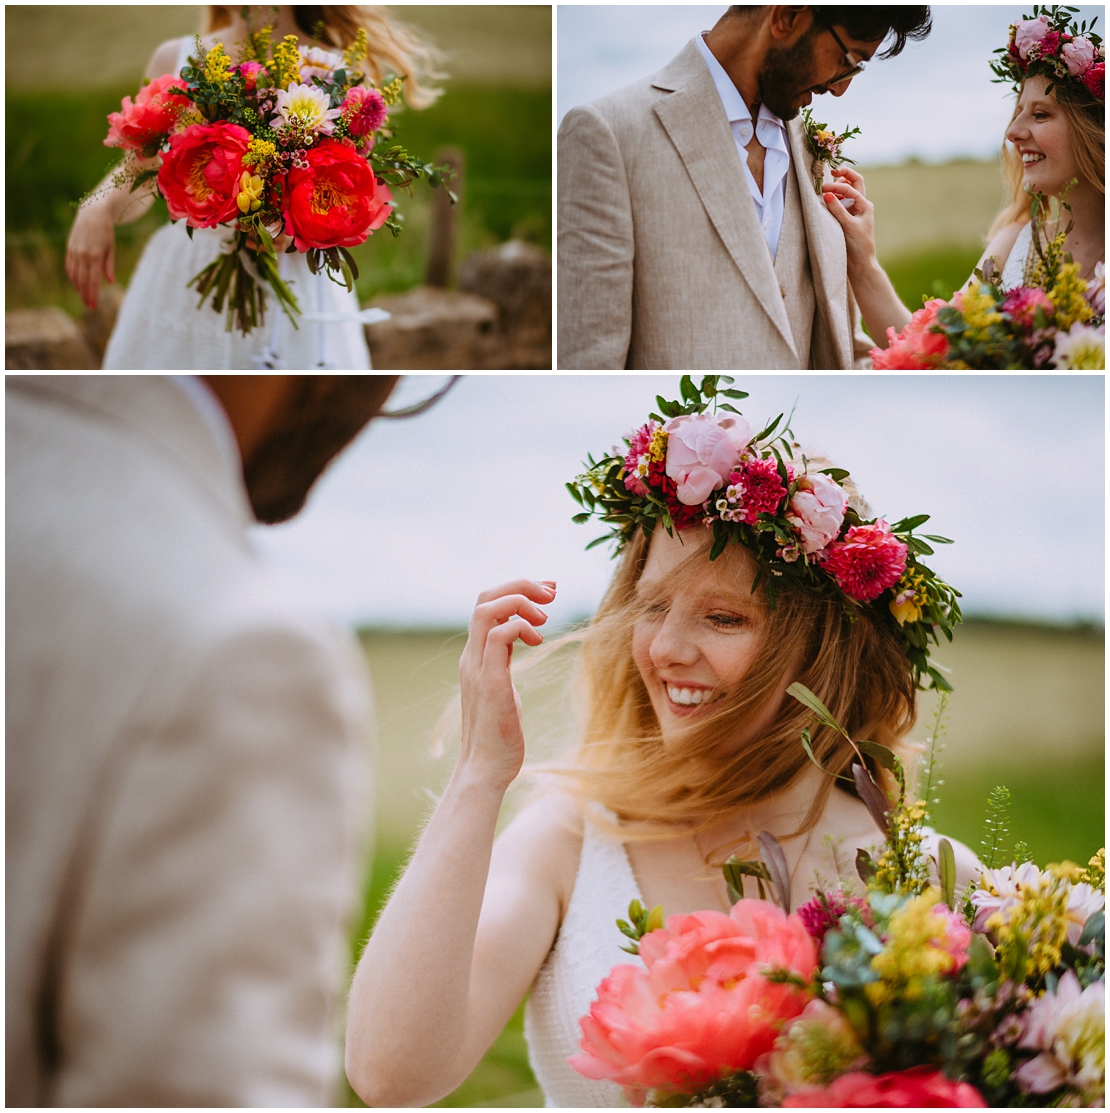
[558,39,873,370]
[7,376,372,1106]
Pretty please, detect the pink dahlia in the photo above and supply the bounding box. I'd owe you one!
[570,901,817,1102]
[342,85,389,138]
[235,60,266,90]
[783,1066,987,1107]
[1002,285,1054,329]
[1082,61,1104,100]
[820,521,907,603]
[870,299,948,369]
[796,890,874,948]
[729,457,787,524]
[623,421,661,497]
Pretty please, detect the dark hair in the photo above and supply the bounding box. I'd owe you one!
[728,6,932,59]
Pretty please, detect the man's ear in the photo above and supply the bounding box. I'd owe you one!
[766,6,813,43]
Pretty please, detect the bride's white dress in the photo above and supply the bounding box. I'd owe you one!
[524,809,642,1108]
[103,37,373,370]
[1000,222,1034,290]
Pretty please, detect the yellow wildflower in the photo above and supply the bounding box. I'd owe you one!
[1049,860,1085,883]
[272,34,303,89]
[648,425,667,463]
[205,42,233,84]
[236,171,265,214]
[889,570,926,626]
[344,27,369,71]
[866,889,961,1007]
[958,281,1003,340]
[874,800,931,896]
[1046,261,1095,330]
[242,138,277,171]
[988,871,1071,979]
[1081,849,1105,892]
[379,76,404,106]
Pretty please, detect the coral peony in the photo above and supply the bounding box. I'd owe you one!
[820,521,907,602]
[1081,61,1104,100]
[105,73,193,152]
[1061,35,1098,75]
[1001,285,1053,329]
[664,414,751,506]
[783,1066,987,1107]
[1014,15,1052,59]
[343,85,389,137]
[870,299,948,369]
[157,121,252,228]
[570,901,817,1102]
[785,472,848,555]
[283,139,392,251]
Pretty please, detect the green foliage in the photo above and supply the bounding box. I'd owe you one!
[980,786,1013,870]
[616,898,664,955]
[881,244,985,310]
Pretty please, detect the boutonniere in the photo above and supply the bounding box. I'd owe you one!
[800,106,861,196]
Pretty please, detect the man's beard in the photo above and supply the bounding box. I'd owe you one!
[243,375,398,524]
[757,29,820,121]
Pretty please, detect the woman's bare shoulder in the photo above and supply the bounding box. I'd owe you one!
[145,37,186,82]
[493,789,584,914]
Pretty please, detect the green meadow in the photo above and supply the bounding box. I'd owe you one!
[346,619,1104,1106]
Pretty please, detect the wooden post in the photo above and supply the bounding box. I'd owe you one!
[424,146,464,288]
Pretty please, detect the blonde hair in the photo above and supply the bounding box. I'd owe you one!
[556,526,917,854]
[988,76,1105,240]
[202,6,444,108]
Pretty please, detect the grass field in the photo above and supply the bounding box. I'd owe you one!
[346,618,1104,1107]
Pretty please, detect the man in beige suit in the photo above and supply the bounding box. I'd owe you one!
[7,376,400,1105]
[558,5,932,370]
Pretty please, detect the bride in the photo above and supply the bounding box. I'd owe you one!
[821,9,1104,352]
[65,5,440,370]
[344,383,979,1107]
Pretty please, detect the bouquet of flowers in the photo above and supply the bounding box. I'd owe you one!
[570,690,1105,1107]
[99,18,452,334]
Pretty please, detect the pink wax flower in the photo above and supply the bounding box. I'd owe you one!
[796,890,874,948]
[570,900,817,1103]
[1014,15,1052,59]
[1081,61,1104,100]
[235,60,265,90]
[820,521,907,603]
[342,85,389,138]
[785,472,847,555]
[1001,285,1054,329]
[870,299,948,369]
[664,414,751,506]
[727,457,787,524]
[105,73,193,152]
[783,1066,988,1107]
[1061,35,1098,75]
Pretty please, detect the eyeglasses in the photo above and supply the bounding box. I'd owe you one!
[822,22,867,86]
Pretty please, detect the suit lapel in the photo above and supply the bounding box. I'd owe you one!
[787,120,852,369]
[652,42,794,355]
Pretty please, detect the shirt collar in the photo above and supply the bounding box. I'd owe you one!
[170,376,243,477]
[694,33,788,146]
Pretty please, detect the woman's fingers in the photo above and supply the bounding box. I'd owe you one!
[104,236,116,285]
[474,580,556,607]
[462,581,555,673]
[822,190,852,228]
[832,165,866,195]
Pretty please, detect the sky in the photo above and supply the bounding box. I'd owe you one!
[556,4,1106,164]
[251,375,1105,631]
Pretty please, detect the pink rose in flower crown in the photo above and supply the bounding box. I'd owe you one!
[820,521,907,602]
[783,1066,987,1107]
[785,472,848,555]
[1013,15,1051,60]
[157,121,252,228]
[1002,285,1054,330]
[342,85,389,138]
[870,299,947,369]
[105,73,193,153]
[664,414,751,506]
[283,138,392,251]
[1061,35,1098,76]
[235,60,266,90]
[1081,61,1104,100]
[570,901,817,1103]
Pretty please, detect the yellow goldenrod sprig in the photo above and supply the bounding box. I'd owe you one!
[272,35,303,89]
[380,76,404,106]
[344,27,369,71]
[205,42,233,85]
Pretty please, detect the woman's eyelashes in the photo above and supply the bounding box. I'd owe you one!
[707,612,749,629]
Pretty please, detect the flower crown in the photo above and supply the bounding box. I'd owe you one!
[990,5,1104,104]
[567,377,962,692]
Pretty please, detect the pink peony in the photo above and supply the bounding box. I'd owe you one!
[664,414,751,506]
[1014,15,1052,59]
[105,73,193,152]
[727,457,787,524]
[783,1066,988,1107]
[235,60,265,90]
[870,299,948,369]
[343,84,389,138]
[820,521,907,603]
[785,472,848,555]
[1001,285,1054,329]
[1081,61,1104,100]
[1061,35,1097,75]
[570,901,817,1101]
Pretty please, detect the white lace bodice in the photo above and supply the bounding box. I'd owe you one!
[524,811,643,1108]
[1000,222,1034,290]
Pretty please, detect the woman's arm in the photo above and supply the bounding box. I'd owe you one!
[65,38,182,307]
[345,580,578,1108]
[821,167,912,350]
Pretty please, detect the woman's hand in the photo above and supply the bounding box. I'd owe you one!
[244,227,294,255]
[457,579,554,791]
[65,200,117,310]
[821,166,878,281]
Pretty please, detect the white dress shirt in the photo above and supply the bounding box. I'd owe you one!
[695,32,790,259]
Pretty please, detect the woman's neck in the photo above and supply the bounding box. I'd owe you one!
[1050,177,1105,267]
[217,6,303,50]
